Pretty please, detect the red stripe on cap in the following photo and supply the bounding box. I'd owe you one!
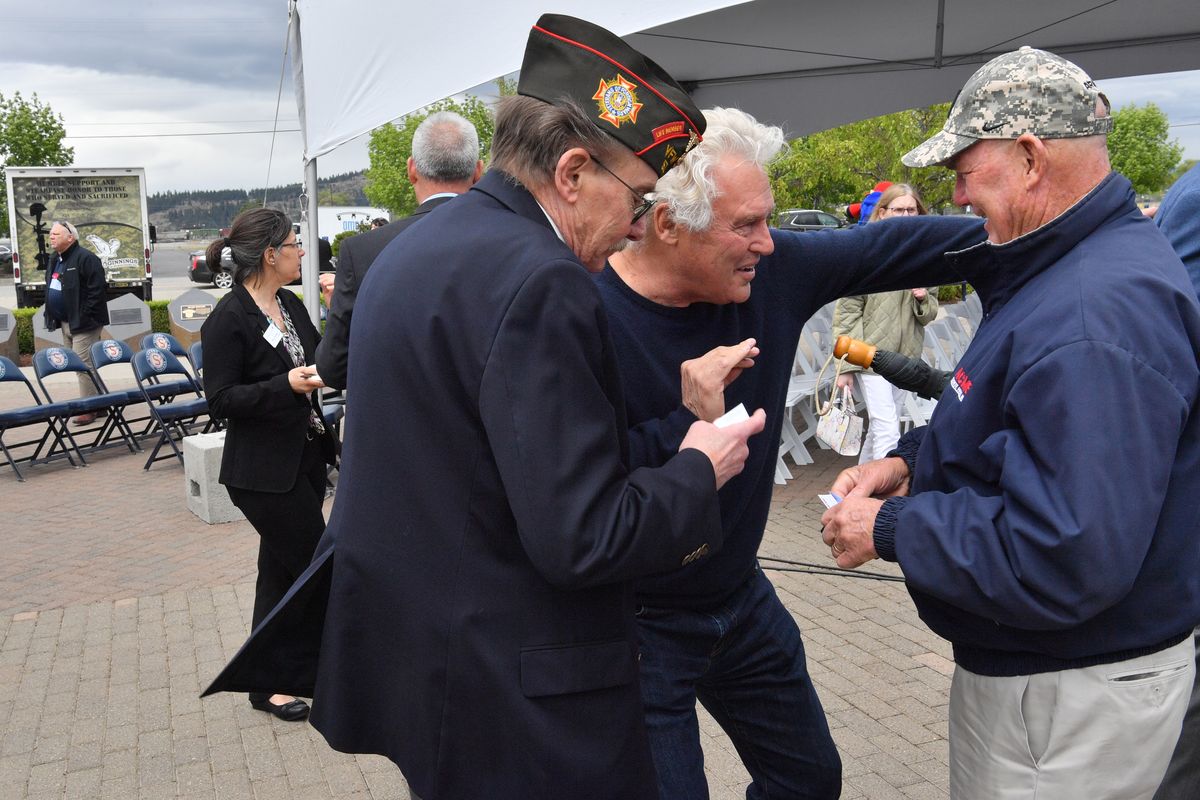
[532,24,702,140]
[635,132,691,156]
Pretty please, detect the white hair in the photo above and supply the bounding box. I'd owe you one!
[655,107,786,231]
[53,220,79,240]
[412,111,480,182]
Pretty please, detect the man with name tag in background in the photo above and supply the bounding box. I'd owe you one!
[44,220,109,425]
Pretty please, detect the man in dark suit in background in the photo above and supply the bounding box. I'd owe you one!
[315,110,483,388]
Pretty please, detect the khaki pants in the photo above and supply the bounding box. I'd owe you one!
[949,637,1194,799]
[60,323,102,399]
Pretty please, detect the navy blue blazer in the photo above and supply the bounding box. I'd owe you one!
[315,195,455,389]
[206,171,723,799]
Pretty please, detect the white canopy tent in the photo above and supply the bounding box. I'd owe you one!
[288,0,1200,320]
[287,0,741,320]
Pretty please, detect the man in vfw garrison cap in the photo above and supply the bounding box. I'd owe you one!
[822,46,1200,799]
[202,14,765,799]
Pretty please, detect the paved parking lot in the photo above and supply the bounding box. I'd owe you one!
[0,377,954,799]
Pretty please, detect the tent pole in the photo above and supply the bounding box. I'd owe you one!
[934,0,946,68]
[303,157,321,325]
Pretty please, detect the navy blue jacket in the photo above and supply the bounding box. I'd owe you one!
[596,215,984,609]
[874,173,1200,676]
[43,241,108,333]
[208,171,727,800]
[1156,162,1200,298]
[315,195,455,389]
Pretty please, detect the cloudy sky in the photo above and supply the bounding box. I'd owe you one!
[4,2,1198,196]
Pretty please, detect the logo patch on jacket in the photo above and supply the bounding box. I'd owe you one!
[950,366,973,401]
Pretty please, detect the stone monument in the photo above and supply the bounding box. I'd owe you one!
[102,293,152,350]
[168,288,217,349]
[0,307,18,362]
[31,305,66,352]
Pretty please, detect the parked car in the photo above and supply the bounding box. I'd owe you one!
[775,209,847,232]
[0,237,12,274]
[188,247,236,289]
[188,245,332,289]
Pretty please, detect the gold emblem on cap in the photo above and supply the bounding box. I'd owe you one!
[660,144,679,175]
[593,74,643,128]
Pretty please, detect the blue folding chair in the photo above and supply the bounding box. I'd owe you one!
[321,389,345,488]
[141,332,199,381]
[0,356,85,481]
[33,347,141,455]
[131,348,211,469]
[188,341,205,390]
[91,338,164,440]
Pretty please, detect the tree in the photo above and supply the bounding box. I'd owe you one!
[364,95,495,217]
[769,103,955,218]
[234,197,261,217]
[0,91,74,235]
[1107,102,1182,195]
[1163,158,1197,193]
[318,188,353,206]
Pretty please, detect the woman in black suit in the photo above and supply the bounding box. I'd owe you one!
[201,208,335,721]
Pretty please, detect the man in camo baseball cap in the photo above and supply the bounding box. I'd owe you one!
[902,45,1111,168]
[847,40,1200,800]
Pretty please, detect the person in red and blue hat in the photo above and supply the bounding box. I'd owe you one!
[203,14,765,799]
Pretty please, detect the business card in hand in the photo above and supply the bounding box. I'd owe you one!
[818,493,841,509]
[713,403,749,429]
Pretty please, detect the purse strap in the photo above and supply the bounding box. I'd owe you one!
[813,351,850,418]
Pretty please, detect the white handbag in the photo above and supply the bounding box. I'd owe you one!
[813,355,864,457]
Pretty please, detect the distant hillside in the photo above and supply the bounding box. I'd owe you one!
[148,171,369,231]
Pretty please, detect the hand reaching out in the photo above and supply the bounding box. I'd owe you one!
[681,338,759,422]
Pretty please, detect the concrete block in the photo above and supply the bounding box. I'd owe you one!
[182,432,243,524]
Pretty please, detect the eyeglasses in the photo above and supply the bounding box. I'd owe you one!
[885,206,920,215]
[277,241,301,250]
[589,154,657,224]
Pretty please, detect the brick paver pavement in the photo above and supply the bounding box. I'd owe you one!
[1,373,954,798]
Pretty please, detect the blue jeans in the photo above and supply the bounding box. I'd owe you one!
[636,567,841,799]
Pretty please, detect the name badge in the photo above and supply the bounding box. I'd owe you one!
[49,277,62,291]
[263,324,283,347]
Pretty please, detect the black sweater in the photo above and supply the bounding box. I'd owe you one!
[596,216,982,609]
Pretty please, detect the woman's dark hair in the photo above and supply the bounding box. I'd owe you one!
[205,208,294,286]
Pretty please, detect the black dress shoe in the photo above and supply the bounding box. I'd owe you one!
[250,696,310,721]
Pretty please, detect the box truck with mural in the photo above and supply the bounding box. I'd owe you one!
[5,166,155,308]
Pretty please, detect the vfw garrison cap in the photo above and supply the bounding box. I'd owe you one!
[518,13,705,177]
[903,46,1112,168]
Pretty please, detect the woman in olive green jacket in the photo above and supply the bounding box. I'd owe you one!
[833,184,938,462]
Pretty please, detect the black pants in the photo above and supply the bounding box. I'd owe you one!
[226,436,327,702]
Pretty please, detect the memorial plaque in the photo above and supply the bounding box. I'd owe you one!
[180,303,213,322]
[32,305,66,352]
[0,307,17,362]
[102,293,152,350]
[168,288,218,348]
